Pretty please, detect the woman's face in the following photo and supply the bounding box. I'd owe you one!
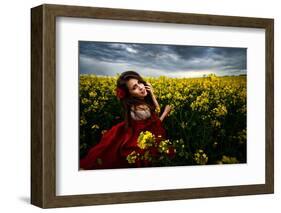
[126,78,147,99]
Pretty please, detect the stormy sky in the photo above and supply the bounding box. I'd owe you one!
[79,41,247,78]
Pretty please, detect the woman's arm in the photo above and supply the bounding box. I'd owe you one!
[145,83,160,113]
[159,105,172,122]
[145,83,171,121]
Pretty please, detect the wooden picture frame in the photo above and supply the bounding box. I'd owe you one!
[31,4,274,208]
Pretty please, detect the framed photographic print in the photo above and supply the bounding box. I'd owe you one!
[31,4,274,208]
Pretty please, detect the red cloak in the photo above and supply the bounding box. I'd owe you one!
[80,113,166,170]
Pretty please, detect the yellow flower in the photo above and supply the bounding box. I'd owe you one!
[91,124,99,129]
[158,139,171,153]
[89,91,97,97]
[101,130,108,135]
[137,131,155,149]
[212,104,228,117]
[126,151,138,164]
[194,149,208,165]
[220,155,239,164]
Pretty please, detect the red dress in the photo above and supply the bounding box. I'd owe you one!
[80,112,166,170]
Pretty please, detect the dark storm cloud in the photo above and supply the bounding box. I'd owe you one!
[79,41,247,77]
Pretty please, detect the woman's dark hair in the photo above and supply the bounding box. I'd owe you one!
[117,71,156,128]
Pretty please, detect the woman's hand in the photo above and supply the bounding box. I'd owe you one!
[145,82,161,112]
[163,105,172,116]
[160,105,172,122]
[145,83,154,95]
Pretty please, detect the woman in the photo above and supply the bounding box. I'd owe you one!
[80,71,171,170]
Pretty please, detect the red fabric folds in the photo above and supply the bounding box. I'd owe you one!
[80,113,166,170]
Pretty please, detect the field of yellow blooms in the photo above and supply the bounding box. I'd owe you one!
[80,74,246,166]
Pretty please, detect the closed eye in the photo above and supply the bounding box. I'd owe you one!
[132,84,137,90]
[132,82,141,90]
